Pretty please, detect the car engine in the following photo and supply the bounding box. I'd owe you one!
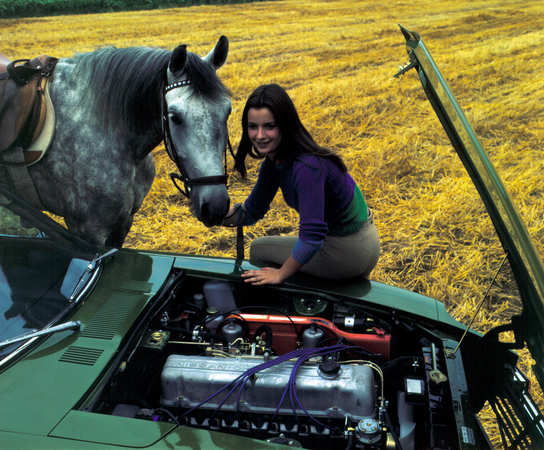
[92,274,450,450]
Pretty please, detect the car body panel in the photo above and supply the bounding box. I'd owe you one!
[50,411,175,447]
[0,250,173,436]
[0,424,279,450]
[50,410,282,449]
[168,253,462,329]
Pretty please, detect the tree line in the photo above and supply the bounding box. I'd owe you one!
[1,0,271,19]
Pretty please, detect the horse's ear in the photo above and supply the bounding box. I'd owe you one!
[170,44,188,74]
[203,35,229,70]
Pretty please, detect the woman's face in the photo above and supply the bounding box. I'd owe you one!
[247,107,282,159]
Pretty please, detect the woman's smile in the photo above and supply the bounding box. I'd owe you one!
[247,107,282,159]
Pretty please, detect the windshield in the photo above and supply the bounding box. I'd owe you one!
[0,191,97,358]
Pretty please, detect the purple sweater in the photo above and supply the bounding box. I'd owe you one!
[243,154,368,264]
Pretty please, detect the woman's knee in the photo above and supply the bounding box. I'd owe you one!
[249,236,297,267]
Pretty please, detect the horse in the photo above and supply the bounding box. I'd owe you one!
[0,36,232,247]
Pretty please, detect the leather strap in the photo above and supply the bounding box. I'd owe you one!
[5,147,45,209]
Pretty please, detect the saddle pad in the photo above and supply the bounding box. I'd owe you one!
[26,78,55,165]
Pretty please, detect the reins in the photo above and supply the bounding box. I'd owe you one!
[163,79,234,199]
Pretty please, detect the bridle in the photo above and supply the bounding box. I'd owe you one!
[163,79,233,199]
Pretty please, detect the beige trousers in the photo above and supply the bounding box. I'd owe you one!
[249,211,380,279]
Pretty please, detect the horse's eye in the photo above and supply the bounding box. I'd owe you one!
[169,113,183,126]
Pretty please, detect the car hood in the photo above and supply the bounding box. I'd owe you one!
[396,25,544,385]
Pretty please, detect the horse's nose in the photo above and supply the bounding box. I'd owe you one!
[194,185,230,227]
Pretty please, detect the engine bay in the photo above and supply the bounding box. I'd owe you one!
[89,271,456,449]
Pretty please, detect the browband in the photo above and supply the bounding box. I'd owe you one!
[164,79,191,93]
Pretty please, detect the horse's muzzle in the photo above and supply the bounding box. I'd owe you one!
[192,184,230,227]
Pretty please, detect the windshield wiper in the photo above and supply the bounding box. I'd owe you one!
[70,248,118,301]
[0,320,82,349]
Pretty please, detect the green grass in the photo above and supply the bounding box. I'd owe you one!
[0,0,271,19]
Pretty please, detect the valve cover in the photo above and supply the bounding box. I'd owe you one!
[161,355,376,420]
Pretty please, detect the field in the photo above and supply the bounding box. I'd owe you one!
[2,0,543,445]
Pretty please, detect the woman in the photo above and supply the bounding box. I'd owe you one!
[223,84,380,285]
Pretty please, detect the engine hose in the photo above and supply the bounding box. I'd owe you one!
[383,408,403,450]
[344,432,354,450]
[162,326,228,347]
[254,324,273,350]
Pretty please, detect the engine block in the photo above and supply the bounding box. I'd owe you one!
[161,354,376,420]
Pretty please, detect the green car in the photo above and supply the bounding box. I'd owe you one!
[0,26,543,450]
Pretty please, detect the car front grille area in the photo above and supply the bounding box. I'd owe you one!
[489,366,544,449]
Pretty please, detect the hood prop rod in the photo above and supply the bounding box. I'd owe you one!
[447,253,508,357]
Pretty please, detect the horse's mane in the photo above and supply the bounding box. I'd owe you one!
[71,46,229,133]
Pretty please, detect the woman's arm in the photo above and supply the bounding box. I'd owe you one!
[222,159,279,227]
[241,255,304,285]
[241,157,327,285]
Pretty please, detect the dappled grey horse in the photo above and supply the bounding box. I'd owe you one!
[0,37,232,246]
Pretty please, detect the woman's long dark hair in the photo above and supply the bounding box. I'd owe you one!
[234,84,347,177]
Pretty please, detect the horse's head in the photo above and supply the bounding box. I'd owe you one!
[164,36,231,227]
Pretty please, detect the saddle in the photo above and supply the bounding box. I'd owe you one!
[0,54,58,162]
[0,54,58,209]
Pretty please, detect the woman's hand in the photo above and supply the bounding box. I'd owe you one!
[241,256,304,285]
[241,267,284,285]
[222,203,245,227]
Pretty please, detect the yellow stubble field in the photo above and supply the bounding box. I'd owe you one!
[2,0,543,444]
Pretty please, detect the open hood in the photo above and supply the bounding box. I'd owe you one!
[396,25,544,387]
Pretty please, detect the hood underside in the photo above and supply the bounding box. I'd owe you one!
[396,25,544,387]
